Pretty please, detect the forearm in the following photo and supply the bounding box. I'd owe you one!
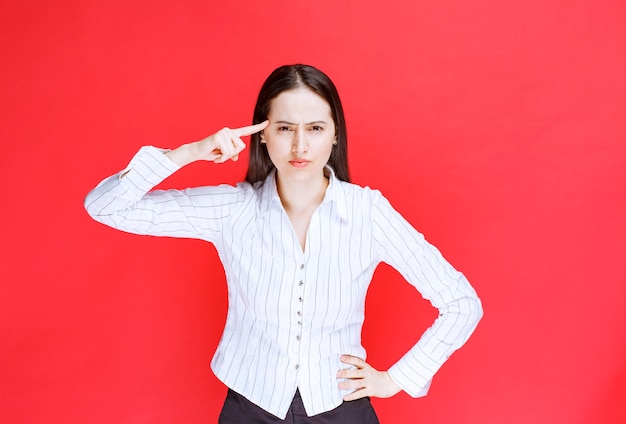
[371,192,483,396]
[164,141,200,167]
[84,146,180,225]
[388,289,483,397]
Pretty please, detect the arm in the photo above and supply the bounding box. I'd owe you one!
[338,191,483,400]
[84,122,268,239]
[375,192,483,396]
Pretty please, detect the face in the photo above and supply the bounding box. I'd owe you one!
[261,88,336,184]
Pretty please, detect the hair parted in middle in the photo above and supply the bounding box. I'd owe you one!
[245,64,350,185]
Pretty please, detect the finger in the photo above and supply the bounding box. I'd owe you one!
[336,367,365,379]
[231,135,246,155]
[213,131,236,163]
[212,147,230,164]
[339,378,371,390]
[231,120,269,137]
[343,388,368,402]
[228,133,247,162]
[214,147,233,163]
[340,355,368,368]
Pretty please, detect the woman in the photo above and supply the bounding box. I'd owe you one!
[85,64,483,423]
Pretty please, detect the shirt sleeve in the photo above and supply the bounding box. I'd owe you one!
[370,190,483,397]
[84,146,248,243]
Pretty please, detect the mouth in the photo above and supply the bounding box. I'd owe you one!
[289,159,311,168]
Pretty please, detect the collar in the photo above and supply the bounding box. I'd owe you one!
[258,166,349,221]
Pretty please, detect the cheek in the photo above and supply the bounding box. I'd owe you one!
[262,139,288,163]
[263,134,288,149]
[319,139,335,160]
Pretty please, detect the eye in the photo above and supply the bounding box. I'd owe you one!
[278,126,292,132]
[310,125,324,132]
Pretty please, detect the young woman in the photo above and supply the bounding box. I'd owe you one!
[85,64,483,423]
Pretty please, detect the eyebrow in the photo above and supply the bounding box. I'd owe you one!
[273,120,329,125]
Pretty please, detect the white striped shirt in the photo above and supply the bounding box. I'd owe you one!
[84,146,483,419]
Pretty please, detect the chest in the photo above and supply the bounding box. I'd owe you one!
[219,204,376,288]
[220,208,378,324]
[285,208,315,253]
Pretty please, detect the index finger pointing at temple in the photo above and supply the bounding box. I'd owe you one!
[231,120,269,137]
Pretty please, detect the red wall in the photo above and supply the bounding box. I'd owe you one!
[1,1,625,422]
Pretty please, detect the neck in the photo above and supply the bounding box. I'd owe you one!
[276,172,329,213]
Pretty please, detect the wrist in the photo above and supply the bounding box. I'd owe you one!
[385,371,403,396]
[165,142,198,167]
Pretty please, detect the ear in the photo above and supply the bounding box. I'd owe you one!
[260,132,266,144]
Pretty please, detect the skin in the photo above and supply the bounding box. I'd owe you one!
[164,88,401,401]
[261,88,335,252]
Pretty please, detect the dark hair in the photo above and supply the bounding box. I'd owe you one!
[245,64,350,184]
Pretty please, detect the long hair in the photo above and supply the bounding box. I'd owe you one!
[245,64,350,184]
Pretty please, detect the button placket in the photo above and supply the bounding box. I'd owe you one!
[294,263,305,362]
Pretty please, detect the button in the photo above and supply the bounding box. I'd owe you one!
[295,364,300,369]
[297,311,302,316]
[298,297,303,302]
[298,280,304,286]
[296,335,301,341]
[297,321,302,326]
[299,264,305,270]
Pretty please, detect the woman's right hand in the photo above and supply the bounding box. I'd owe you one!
[166,120,269,166]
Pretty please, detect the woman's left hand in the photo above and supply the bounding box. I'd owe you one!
[336,355,402,401]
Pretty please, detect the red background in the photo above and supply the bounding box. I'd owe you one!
[1,1,625,423]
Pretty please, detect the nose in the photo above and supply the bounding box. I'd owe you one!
[292,128,308,154]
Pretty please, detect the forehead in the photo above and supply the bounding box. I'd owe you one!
[268,88,332,120]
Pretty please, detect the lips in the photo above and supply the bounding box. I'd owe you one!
[289,159,311,168]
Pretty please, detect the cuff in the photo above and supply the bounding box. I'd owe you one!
[120,146,181,192]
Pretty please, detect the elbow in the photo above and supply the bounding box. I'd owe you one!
[476,297,484,324]
[84,189,108,222]
[469,295,484,330]
[84,191,98,219]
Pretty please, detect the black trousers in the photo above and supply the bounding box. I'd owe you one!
[218,389,380,424]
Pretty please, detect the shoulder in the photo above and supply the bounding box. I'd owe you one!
[335,179,387,205]
[338,180,411,227]
[330,179,394,223]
